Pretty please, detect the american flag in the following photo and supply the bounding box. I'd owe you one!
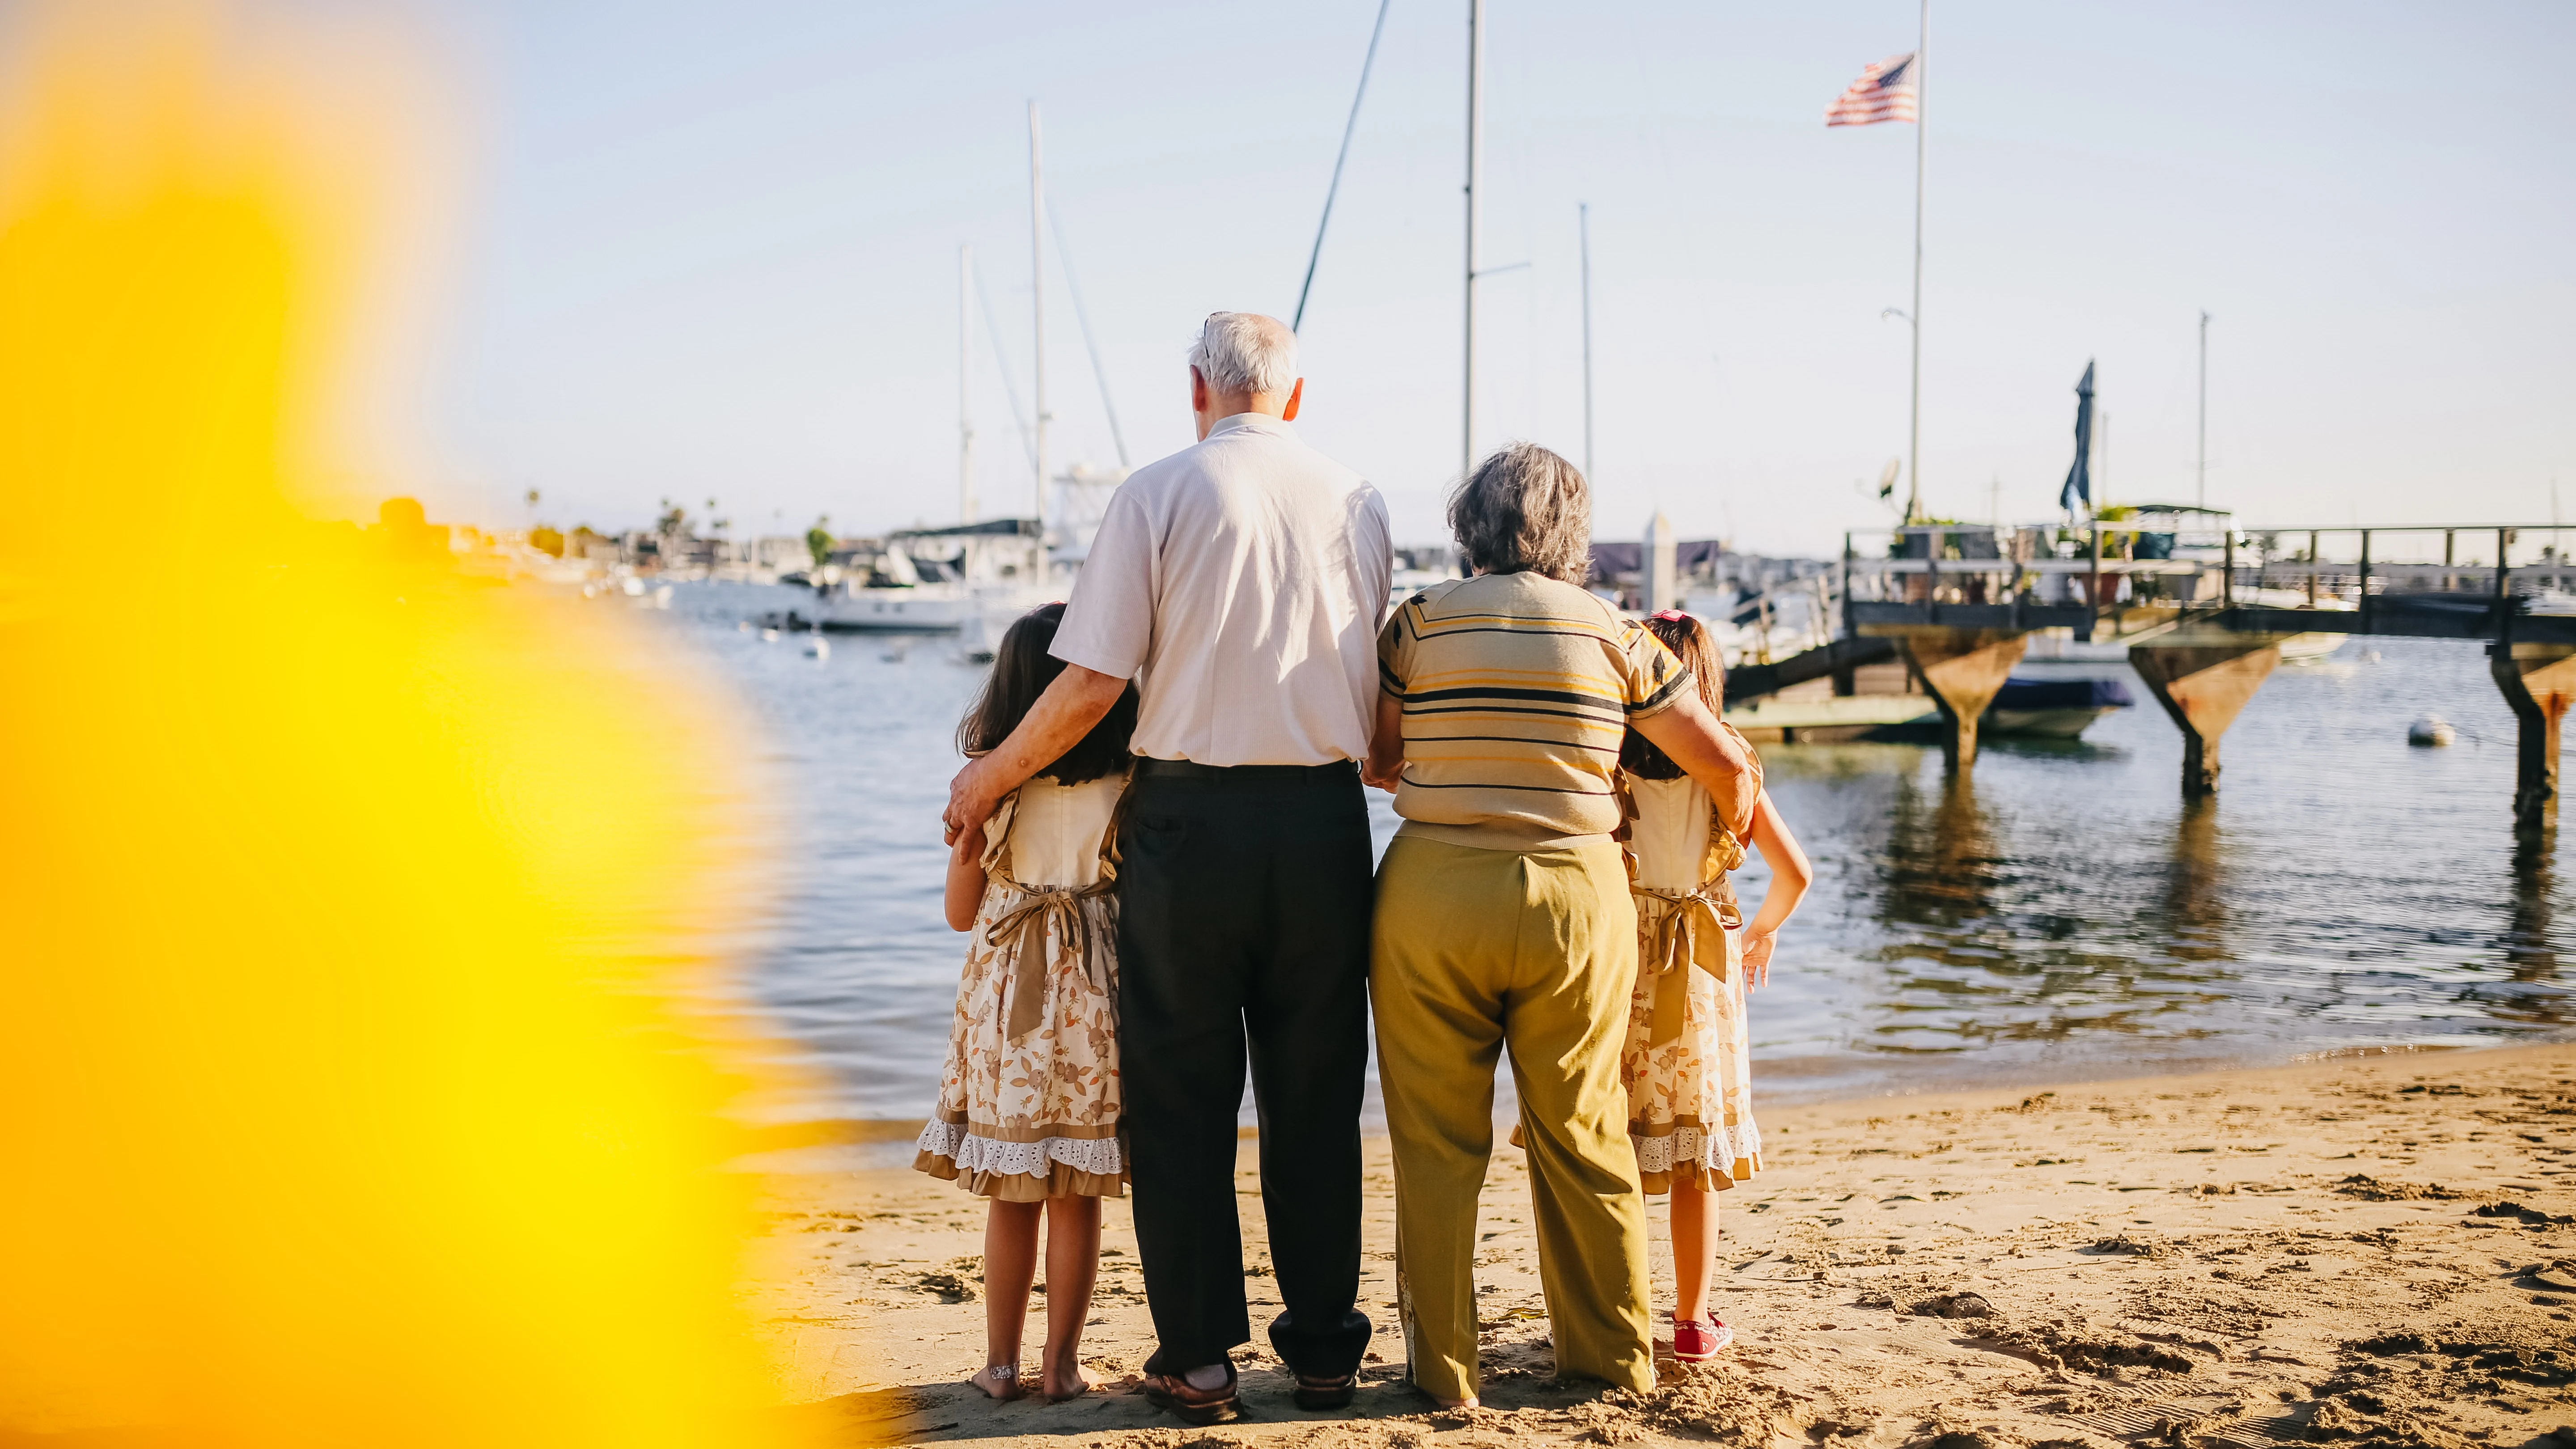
[1824,52,1918,127]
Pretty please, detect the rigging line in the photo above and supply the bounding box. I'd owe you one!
[1292,0,1392,334]
[969,258,1039,472]
[1044,197,1129,470]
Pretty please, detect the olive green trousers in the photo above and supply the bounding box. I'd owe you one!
[1370,834,1655,1402]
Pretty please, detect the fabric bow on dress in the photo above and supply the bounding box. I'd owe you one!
[1617,785,1749,1050]
[1633,882,1742,1048]
[977,780,1130,1045]
[983,875,1115,1043]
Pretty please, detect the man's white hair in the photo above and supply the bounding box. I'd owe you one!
[1188,311,1299,398]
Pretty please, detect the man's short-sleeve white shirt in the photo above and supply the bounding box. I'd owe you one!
[1050,413,1392,767]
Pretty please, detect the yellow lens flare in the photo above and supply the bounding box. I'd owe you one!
[0,8,847,1445]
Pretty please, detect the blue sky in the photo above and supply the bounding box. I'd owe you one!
[414,2,2573,554]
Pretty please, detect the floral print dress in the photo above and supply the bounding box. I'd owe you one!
[913,773,1127,1202]
[1618,765,1762,1194]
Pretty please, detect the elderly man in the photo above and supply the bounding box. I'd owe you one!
[944,312,1386,1424]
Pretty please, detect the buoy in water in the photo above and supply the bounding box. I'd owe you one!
[759,627,779,642]
[2408,715,2454,747]
[803,631,830,660]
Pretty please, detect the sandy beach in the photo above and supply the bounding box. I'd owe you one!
[752,1043,2575,1449]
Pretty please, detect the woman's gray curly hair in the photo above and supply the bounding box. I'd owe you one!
[1447,442,1593,585]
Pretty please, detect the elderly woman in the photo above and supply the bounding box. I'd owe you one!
[1364,443,1762,1407]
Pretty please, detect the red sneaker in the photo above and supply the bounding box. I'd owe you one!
[1672,1317,1734,1362]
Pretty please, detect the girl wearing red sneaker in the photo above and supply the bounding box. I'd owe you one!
[1618,611,1812,1361]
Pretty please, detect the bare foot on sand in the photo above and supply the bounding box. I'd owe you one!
[966,1363,1021,1401]
[1042,1354,1100,1402]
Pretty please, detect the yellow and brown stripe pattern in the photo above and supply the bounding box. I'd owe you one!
[1377,571,1689,850]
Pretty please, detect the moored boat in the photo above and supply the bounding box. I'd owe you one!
[760,519,1054,635]
[1983,676,2134,738]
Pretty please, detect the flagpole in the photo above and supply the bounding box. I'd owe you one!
[1905,0,1928,524]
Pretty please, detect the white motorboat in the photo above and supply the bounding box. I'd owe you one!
[809,587,998,633]
[771,520,1055,635]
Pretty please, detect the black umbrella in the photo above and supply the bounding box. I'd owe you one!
[2059,360,2095,514]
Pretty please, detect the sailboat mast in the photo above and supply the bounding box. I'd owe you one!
[1580,202,1594,483]
[960,244,977,524]
[1029,101,1048,534]
[1462,0,1484,479]
[1904,0,1928,524]
[2197,310,2210,511]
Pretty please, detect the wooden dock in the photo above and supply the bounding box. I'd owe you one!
[1723,692,1934,743]
[1764,519,2576,827]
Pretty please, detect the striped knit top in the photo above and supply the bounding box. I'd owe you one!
[1377,571,1691,851]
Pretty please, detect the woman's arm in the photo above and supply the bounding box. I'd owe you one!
[1363,690,1405,792]
[943,820,990,932]
[1628,691,1762,839]
[1738,793,1813,988]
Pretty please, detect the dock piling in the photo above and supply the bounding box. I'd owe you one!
[2491,643,2576,828]
[2128,635,2287,796]
[1883,626,2027,767]
[1837,514,2576,819]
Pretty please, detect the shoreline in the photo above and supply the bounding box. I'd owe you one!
[752,1042,2575,1448]
[729,1037,2576,1174]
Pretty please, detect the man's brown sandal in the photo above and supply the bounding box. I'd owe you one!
[1292,1371,1355,1410]
[1140,1364,1240,1425]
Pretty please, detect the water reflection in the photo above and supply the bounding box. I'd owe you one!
[1859,757,2236,1057]
[2163,796,2226,963]
[1883,766,1999,919]
[2507,823,2558,981]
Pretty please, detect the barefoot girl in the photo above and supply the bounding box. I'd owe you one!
[915,602,1139,1402]
[1619,609,1811,1360]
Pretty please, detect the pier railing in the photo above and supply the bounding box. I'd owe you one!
[1839,521,2576,644]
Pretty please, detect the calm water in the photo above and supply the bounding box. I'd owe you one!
[652,581,2574,1130]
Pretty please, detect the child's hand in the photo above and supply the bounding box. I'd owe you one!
[943,820,991,932]
[1741,929,1776,988]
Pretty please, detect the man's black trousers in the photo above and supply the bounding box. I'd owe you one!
[1116,758,1375,1379]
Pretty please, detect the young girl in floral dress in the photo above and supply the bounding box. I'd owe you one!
[915,602,1139,1402]
[1619,610,1812,1360]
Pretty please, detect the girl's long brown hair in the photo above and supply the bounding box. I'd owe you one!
[1619,611,1724,780]
[955,603,1139,784]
